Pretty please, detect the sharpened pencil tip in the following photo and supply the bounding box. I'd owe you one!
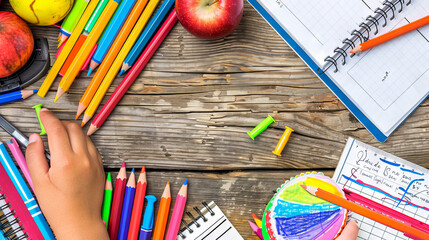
[87,68,93,76]
[107,173,111,181]
[141,166,145,173]
[80,122,85,127]
[33,89,38,93]
[132,168,135,174]
[300,184,307,190]
[54,96,58,102]
[121,162,125,168]
[184,179,188,185]
[119,70,124,76]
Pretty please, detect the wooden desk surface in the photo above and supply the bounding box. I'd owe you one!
[2,1,429,239]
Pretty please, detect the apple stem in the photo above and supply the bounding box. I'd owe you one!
[209,0,219,5]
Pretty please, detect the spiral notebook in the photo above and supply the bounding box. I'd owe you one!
[177,201,243,240]
[248,0,429,142]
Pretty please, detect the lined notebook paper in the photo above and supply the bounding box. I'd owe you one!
[249,0,429,141]
[333,138,429,240]
[177,201,243,240]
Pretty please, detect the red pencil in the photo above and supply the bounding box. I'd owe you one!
[87,9,178,136]
[127,166,147,240]
[108,162,127,239]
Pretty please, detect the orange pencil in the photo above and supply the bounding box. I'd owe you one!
[351,15,429,53]
[152,182,171,240]
[301,185,429,240]
[76,0,149,119]
[127,166,147,240]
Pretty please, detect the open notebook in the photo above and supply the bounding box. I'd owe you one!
[248,0,429,142]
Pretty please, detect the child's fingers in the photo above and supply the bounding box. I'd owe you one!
[337,220,359,240]
[86,136,103,166]
[39,108,72,154]
[25,134,49,186]
[62,121,87,154]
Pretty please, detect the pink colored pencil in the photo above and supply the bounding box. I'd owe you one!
[7,138,33,191]
[165,179,188,240]
[248,221,262,239]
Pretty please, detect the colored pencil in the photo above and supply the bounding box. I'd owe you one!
[76,0,150,119]
[38,0,100,97]
[351,15,429,53]
[165,179,188,240]
[118,168,136,240]
[127,167,147,240]
[87,10,178,135]
[0,143,55,239]
[85,0,110,33]
[152,182,171,240]
[59,0,90,44]
[301,185,429,240]
[55,0,121,102]
[0,89,37,105]
[102,173,113,228]
[139,195,157,240]
[6,138,33,191]
[252,213,262,228]
[249,221,262,239]
[120,0,175,75]
[58,33,88,76]
[88,0,138,74]
[108,161,127,239]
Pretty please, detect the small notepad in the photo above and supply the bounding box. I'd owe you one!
[177,201,243,240]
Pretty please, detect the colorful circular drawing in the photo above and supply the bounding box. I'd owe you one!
[262,173,347,240]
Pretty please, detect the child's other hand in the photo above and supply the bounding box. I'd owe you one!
[25,108,109,240]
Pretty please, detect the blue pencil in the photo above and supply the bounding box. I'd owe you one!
[119,0,175,75]
[0,89,37,105]
[88,0,137,75]
[0,142,55,240]
[138,195,157,240]
[118,168,136,240]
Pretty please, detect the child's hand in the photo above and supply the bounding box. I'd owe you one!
[337,220,359,240]
[25,108,109,240]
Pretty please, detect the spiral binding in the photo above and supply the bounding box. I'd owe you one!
[0,193,27,240]
[178,202,215,239]
[318,0,412,74]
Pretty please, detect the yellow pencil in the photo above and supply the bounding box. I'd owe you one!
[55,0,121,102]
[38,0,100,98]
[80,0,160,126]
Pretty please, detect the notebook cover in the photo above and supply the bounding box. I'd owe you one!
[247,0,388,142]
[0,161,44,239]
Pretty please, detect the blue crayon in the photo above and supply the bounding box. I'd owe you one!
[88,0,137,75]
[118,168,136,240]
[138,195,157,240]
[120,0,175,75]
[0,143,55,240]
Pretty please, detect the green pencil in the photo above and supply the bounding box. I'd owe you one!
[84,0,110,33]
[59,0,90,44]
[102,173,113,228]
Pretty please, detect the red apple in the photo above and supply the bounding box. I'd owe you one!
[176,0,243,40]
[0,11,34,78]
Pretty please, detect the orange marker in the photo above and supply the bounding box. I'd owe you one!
[127,167,147,240]
[152,182,171,240]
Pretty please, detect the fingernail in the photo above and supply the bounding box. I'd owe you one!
[29,133,38,144]
[40,108,49,112]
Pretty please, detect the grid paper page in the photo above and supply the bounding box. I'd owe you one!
[333,138,429,240]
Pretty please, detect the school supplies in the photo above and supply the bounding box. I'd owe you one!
[55,0,121,102]
[59,0,90,44]
[302,185,429,239]
[333,138,429,239]
[0,143,55,239]
[152,182,171,240]
[6,138,33,191]
[0,89,37,105]
[76,0,150,120]
[58,34,97,76]
[272,126,293,156]
[88,0,138,74]
[247,115,275,140]
[127,167,147,240]
[248,0,429,142]
[165,179,188,240]
[38,0,100,97]
[0,159,44,239]
[109,162,127,239]
[102,173,113,228]
[248,221,262,240]
[118,168,136,240]
[32,104,47,135]
[87,10,178,135]
[85,0,110,33]
[0,38,50,94]
[352,15,429,53]
[120,0,175,75]
[252,213,262,228]
[178,201,243,240]
[138,195,157,240]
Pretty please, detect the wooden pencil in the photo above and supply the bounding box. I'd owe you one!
[301,185,429,240]
[152,182,171,240]
[0,89,37,105]
[118,168,136,240]
[127,167,147,240]
[102,173,113,228]
[86,10,178,135]
[108,162,127,239]
[351,15,429,53]
[165,179,188,240]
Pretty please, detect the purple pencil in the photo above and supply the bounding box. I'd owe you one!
[118,168,136,240]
